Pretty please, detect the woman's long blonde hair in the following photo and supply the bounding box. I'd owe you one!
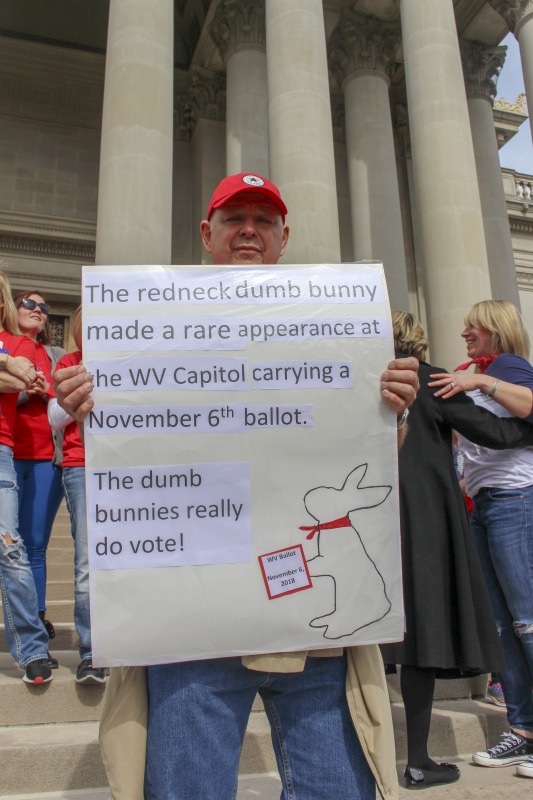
[392,311,428,362]
[464,300,530,359]
[72,305,82,352]
[0,271,21,334]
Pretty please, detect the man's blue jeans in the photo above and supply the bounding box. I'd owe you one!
[145,653,375,800]
[0,445,49,667]
[62,466,91,661]
[471,486,533,734]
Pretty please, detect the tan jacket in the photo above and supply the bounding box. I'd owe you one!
[99,645,398,800]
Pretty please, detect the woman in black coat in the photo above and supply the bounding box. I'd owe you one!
[381,312,533,789]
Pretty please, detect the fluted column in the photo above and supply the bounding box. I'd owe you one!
[265,0,340,263]
[210,0,269,176]
[96,0,174,265]
[399,0,491,369]
[187,69,226,264]
[329,10,408,308]
[490,1,533,144]
[462,41,520,306]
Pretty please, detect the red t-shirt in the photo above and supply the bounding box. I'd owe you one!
[55,351,85,468]
[14,340,56,460]
[0,332,36,449]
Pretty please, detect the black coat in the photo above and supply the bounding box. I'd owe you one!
[381,360,533,673]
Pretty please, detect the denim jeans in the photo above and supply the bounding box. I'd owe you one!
[145,654,375,800]
[471,486,533,734]
[15,458,64,612]
[0,445,49,667]
[62,466,91,661]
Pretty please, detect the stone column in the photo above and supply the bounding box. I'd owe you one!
[329,10,409,309]
[265,0,340,263]
[399,0,491,369]
[96,0,174,265]
[462,41,520,306]
[210,0,269,176]
[187,69,227,264]
[490,1,533,144]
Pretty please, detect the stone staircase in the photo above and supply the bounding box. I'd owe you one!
[0,505,509,798]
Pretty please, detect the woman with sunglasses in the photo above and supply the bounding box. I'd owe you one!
[13,291,65,660]
[0,272,53,683]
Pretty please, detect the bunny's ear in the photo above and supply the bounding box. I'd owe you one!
[343,464,392,512]
[342,464,369,490]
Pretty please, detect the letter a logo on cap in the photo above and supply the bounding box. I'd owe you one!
[242,175,265,187]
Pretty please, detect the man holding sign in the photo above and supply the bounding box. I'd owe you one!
[56,173,418,800]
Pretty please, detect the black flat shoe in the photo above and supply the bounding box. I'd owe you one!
[404,763,460,789]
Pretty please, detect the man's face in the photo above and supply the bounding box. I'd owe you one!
[200,192,289,265]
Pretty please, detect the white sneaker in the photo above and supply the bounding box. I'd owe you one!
[473,731,533,767]
[516,757,533,778]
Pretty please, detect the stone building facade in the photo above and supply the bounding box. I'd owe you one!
[0,0,532,368]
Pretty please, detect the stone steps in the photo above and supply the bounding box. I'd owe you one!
[0,505,511,796]
[5,762,533,800]
[0,696,509,796]
[0,643,510,796]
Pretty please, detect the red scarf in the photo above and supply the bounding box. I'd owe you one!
[299,515,351,540]
[455,353,499,374]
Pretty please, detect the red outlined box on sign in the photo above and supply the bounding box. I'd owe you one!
[258,544,313,600]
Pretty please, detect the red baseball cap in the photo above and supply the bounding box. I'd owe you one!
[207,173,288,220]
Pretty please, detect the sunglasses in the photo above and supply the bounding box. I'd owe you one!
[20,298,50,316]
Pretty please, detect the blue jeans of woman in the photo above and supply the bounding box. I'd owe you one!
[15,458,64,612]
[62,466,91,661]
[0,445,49,667]
[145,653,375,800]
[471,486,533,734]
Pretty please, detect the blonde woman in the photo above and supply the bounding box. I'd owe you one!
[430,301,533,775]
[384,311,533,788]
[0,271,53,684]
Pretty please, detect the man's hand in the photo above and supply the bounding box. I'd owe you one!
[381,356,419,415]
[54,364,94,422]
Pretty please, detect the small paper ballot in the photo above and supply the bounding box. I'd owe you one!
[258,545,313,599]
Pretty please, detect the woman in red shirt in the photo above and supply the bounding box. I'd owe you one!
[14,290,65,644]
[0,272,53,684]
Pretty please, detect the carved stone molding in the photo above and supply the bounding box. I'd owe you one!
[517,267,533,290]
[186,69,226,130]
[0,234,95,262]
[510,217,533,235]
[395,103,411,158]
[460,41,506,101]
[0,211,95,263]
[328,8,401,89]
[331,94,346,143]
[174,91,193,141]
[488,1,533,34]
[209,0,265,63]
[494,92,528,114]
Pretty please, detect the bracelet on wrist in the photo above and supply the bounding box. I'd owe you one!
[397,408,409,431]
[487,379,500,398]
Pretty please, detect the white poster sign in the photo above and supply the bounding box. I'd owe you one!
[83,263,403,666]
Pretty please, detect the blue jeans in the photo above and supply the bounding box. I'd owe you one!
[471,486,533,734]
[62,466,91,661]
[15,458,64,612]
[145,654,375,800]
[0,445,50,667]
